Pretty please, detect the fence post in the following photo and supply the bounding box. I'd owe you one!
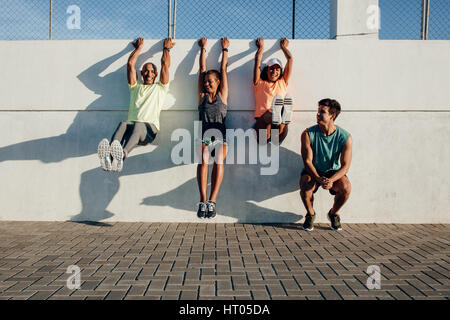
[330,0,379,40]
[421,0,430,40]
[173,0,177,39]
[49,0,52,40]
[292,0,295,39]
[168,0,172,38]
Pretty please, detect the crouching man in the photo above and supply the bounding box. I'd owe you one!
[300,98,352,231]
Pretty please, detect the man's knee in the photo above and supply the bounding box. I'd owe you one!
[334,177,351,196]
[300,174,316,193]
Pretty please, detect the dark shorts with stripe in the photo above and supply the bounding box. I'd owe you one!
[301,169,347,196]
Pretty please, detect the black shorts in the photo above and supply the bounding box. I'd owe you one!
[138,123,157,146]
[301,169,346,196]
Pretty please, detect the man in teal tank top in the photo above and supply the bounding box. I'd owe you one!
[300,99,353,231]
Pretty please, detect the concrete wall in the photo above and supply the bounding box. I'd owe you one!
[1,39,449,223]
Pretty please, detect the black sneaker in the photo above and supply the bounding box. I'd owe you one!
[197,202,207,219]
[206,201,216,218]
[302,213,316,231]
[328,211,342,231]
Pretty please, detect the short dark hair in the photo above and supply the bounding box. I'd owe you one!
[318,98,341,120]
[142,62,158,79]
[260,66,283,82]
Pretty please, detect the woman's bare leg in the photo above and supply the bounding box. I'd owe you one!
[196,145,209,202]
[209,144,227,203]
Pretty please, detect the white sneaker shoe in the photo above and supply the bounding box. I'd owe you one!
[282,94,293,124]
[97,138,112,171]
[110,140,124,172]
[271,94,284,125]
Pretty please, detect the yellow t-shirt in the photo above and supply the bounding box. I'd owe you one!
[127,81,169,131]
[253,78,287,118]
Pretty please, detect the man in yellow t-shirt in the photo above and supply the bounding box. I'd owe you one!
[97,37,175,172]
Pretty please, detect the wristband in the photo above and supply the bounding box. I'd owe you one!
[222,48,228,52]
[163,47,171,52]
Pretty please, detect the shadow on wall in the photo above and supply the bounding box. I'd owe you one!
[0,39,302,223]
[0,41,165,164]
[72,134,303,224]
[141,144,304,224]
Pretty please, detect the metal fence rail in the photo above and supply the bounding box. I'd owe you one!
[0,0,448,40]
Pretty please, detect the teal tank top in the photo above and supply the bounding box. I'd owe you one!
[307,125,350,175]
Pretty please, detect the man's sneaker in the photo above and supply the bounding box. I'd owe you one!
[110,140,124,172]
[282,94,293,124]
[302,213,316,231]
[271,94,284,125]
[328,211,342,231]
[206,201,217,219]
[97,138,112,171]
[197,202,207,219]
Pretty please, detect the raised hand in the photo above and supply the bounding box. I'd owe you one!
[198,37,207,48]
[221,37,229,49]
[256,37,264,50]
[280,37,289,50]
[133,37,144,49]
[164,37,175,49]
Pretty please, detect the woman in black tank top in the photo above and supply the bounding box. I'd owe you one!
[196,37,229,219]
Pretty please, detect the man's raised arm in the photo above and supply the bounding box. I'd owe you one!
[160,38,175,85]
[127,37,144,86]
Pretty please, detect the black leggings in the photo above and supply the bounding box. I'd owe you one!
[111,121,156,156]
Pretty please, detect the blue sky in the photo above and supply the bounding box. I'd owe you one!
[0,0,448,40]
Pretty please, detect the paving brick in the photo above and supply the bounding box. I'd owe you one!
[0,222,448,301]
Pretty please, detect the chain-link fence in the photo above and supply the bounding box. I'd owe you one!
[52,0,166,40]
[0,0,50,40]
[428,0,450,40]
[295,0,330,39]
[379,0,423,39]
[0,0,448,40]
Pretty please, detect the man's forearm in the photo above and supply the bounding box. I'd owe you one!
[329,165,349,183]
[161,48,170,68]
[304,161,321,182]
[128,47,141,67]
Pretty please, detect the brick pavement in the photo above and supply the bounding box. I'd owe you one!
[0,222,448,300]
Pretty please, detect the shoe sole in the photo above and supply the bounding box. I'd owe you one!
[303,226,314,231]
[110,140,123,172]
[97,139,110,171]
[271,95,284,125]
[282,95,293,124]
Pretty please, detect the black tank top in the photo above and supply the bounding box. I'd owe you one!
[198,93,227,138]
